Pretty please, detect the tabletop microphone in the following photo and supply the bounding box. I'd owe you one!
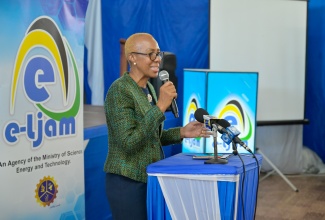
[194,108,229,164]
[194,108,230,133]
[159,70,179,118]
[221,126,253,153]
[194,108,252,153]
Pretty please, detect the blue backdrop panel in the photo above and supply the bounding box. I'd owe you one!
[304,1,325,162]
[182,70,207,153]
[181,70,258,155]
[100,0,209,120]
[206,72,258,154]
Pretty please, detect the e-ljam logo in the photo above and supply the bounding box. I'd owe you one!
[4,16,81,149]
[218,99,253,150]
[184,98,202,148]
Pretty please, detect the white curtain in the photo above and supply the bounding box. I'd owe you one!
[153,174,239,220]
[85,0,104,105]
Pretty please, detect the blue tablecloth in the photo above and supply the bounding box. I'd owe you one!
[147,153,262,220]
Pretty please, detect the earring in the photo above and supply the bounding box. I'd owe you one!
[134,62,136,65]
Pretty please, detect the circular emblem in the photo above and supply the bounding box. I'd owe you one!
[35,176,58,207]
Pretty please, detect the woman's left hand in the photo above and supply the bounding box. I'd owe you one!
[180,121,212,138]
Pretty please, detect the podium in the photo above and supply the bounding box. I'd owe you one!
[146,153,262,220]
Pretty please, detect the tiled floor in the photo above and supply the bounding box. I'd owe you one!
[255,173,325,220]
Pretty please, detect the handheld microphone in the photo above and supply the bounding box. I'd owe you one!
[159,70,179,118]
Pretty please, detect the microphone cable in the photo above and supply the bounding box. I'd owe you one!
[240,145,261,220]
[232,141,246,220]
[248,148,260,220]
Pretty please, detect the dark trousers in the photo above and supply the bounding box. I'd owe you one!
[105,172,147,220]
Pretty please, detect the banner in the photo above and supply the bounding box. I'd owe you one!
[0,1,86,219]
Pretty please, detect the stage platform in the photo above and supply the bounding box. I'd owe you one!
[84,104,107,140]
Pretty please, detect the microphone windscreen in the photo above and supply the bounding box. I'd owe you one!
[218,119,231,128]
[194,108,209,123]
[158,70,169,81]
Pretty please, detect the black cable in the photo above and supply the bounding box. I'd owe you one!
[241,145,260,220]
[232,141,246,220]
[249,149,260,220]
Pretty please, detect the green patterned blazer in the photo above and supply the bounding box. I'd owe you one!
[103,72,182,183]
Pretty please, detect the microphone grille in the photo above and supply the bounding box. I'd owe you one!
[218,119,231,128]
[194,108,209,123]
[159,70,169,81]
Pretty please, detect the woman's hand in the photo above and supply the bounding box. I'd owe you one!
[180,121,212,139]
[156,81,177,113]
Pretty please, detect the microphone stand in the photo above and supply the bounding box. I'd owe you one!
[232,141,238,156]
[205,124,228,164]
